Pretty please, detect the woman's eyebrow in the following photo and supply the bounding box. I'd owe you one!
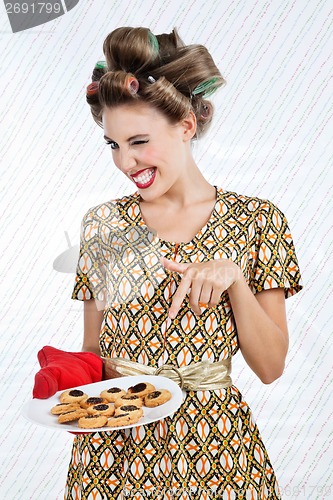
[103,134,149,142]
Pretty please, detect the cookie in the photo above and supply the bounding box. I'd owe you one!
[100,387,126,403]
[115,404,143,420]
[51,403,81,415]
[107,412,140,427]
[114,394,143,408]
[144,389,172,407]
[87,403,115,417]
[80,397,109,409]
[127,382,156,398]
[78,415,108,429]
[59,389,87,404]
[58,408,88,423]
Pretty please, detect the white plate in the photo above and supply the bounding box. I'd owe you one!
[22,375,184,433]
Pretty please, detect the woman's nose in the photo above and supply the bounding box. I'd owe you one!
[119,149,137,173]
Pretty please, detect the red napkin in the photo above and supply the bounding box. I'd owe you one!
[33,346,103,399]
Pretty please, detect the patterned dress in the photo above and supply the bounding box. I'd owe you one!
[66,186,303,500]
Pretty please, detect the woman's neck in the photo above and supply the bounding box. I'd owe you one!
[140,165,216,211]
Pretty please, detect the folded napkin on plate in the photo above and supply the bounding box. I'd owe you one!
[32,346,103,399]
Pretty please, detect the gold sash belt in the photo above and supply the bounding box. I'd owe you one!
[102,357,233,391]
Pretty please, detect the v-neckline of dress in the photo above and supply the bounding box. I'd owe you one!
[132,185,222,247]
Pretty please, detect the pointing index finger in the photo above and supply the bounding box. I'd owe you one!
[168,274,192,319]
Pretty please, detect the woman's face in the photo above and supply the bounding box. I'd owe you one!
[102,102,196,200]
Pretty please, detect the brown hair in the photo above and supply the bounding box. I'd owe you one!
[87,27,226,138]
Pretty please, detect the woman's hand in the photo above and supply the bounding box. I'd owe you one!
[161,257,244,319]
[102,362,126,380]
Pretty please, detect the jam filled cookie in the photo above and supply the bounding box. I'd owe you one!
[127,382,156,398]
[51,403,81,415]
[78,415,108,429]
[114,394,143,408]
[107,412,139,427]
[80,397,109,409]
[58,408,88,423]
[60,389,87,404]
[115,404,143,420]
[100,387,126,403]
[87,403,115,417]
[144,389,172,407]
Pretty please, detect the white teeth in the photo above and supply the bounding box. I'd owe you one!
[133,168,155,185]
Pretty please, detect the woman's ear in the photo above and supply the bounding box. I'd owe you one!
[181,110,197,142]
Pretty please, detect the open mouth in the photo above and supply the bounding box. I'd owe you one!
[131,167,156,189]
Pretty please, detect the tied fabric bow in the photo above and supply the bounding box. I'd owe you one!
[32,346,103,399]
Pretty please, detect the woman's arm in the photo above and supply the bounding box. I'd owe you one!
[227,277,289,384]
[82,299,104,355]
[82,300,124,379]
[162,257,289,384]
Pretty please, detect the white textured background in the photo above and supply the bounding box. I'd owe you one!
[0,0,332,498]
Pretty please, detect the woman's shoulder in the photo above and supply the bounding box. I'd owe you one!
[81,192,137,223]
[218,187,283,217]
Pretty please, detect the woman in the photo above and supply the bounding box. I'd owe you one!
[68,26,302,499]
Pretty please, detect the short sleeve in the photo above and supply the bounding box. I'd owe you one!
[71,209,106,301]
[249,200,303,298]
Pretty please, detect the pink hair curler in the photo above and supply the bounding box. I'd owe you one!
[126,76,139,94]
[86,81,99,96]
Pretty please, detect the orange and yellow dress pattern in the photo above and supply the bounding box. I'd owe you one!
[66,187,302,499]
